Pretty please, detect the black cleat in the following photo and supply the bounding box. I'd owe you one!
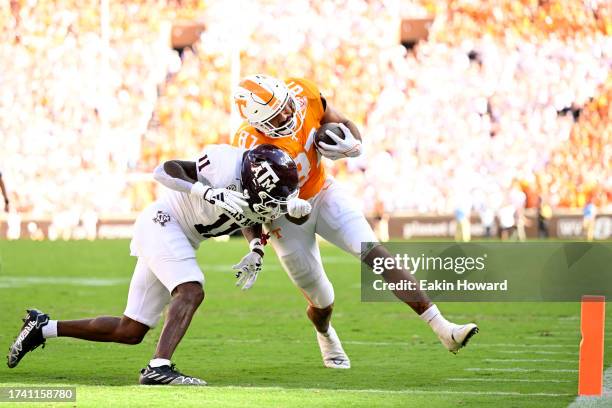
[139,364,206,386]
[7,309,49,368]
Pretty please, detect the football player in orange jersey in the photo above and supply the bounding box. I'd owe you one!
[231,74,478,368]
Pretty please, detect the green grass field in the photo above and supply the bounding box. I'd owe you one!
[0,239,610,407]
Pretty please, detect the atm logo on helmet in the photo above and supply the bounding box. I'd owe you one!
[253,162,280,192]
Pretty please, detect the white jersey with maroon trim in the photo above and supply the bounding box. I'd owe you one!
[158,144,266,247]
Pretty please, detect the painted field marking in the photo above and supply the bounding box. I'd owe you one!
[213,385,573,398]
[525,336,580,340]
[340,341,575,349]
[526,334,612,340]
[448,378,573,384]
[466,368,578,373]
[444,315,580,323]
[499,350,578,356]
[319,256,355,263]
[0,381,574,398]
[217,338,577,350]
[0,276,129,287]
[569,365,612,407]
[484,358,577,364]
[474,343,576,348]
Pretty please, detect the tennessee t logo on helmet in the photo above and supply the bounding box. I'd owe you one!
[234,74,305,138]
[239,79,280,108]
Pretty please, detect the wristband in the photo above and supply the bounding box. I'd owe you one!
[249,238,264,257]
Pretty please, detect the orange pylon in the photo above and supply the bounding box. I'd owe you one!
[578,295,605,396]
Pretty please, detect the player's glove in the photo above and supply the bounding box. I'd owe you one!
[287,197,312,218]
[191,181,247,216]
[232,238,264,290]
[318,123,362,160]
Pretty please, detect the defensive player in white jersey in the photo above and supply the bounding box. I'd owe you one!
[231,74,478,369]
[7,144,310,385]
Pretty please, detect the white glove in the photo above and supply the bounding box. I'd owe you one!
[232,239,264,290]
[287,197,312,218]
[191,182,247,216]
[318,123,362,160]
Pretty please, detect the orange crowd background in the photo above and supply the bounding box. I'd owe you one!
[1,0,610,218]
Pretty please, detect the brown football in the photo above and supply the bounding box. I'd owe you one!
[314,123,344,150]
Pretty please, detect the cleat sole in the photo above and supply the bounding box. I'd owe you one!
[461,326,479,347]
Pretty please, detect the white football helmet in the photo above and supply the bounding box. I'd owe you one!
[234,74,304,138]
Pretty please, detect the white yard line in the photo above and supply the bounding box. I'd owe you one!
[448,378,573,384]
[345,341,576,349]
[196,338,581,357]
[475,343,577,348]
[525,336,580,340]
[466,368,578,373]
[525,335,612,340]
[332,340,576,348]
[484,358,577,364]
[0,276,129,287]
[444,315,580,324]
[213,385,572,398]
[568,365,612,407]
[319,256,354,263]
[499,350,578,356]
[219,338,576,350]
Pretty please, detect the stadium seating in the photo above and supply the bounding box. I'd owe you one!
[0,0,609,217]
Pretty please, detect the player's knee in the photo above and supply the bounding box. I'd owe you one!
[308,303,333,315]
[280,251,322,288]
[279,251,334,308]
[173,282,205,307]
[346,225,379,258]
[116,318,148,344]
[302,275,335,309]
[119,333,145,345]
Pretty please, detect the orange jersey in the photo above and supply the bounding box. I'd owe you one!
[230,78,326,199]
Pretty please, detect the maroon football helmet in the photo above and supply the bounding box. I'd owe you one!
[241,144,299,219]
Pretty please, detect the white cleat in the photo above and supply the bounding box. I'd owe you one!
[316,325,351,369]
[439,323,479,354]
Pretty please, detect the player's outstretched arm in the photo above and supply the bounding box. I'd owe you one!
[154,161,247,215]
[153,161,198,193]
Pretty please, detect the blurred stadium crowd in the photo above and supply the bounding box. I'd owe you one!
[0,0,610,223]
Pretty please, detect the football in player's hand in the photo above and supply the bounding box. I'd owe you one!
[314,123,344,150]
